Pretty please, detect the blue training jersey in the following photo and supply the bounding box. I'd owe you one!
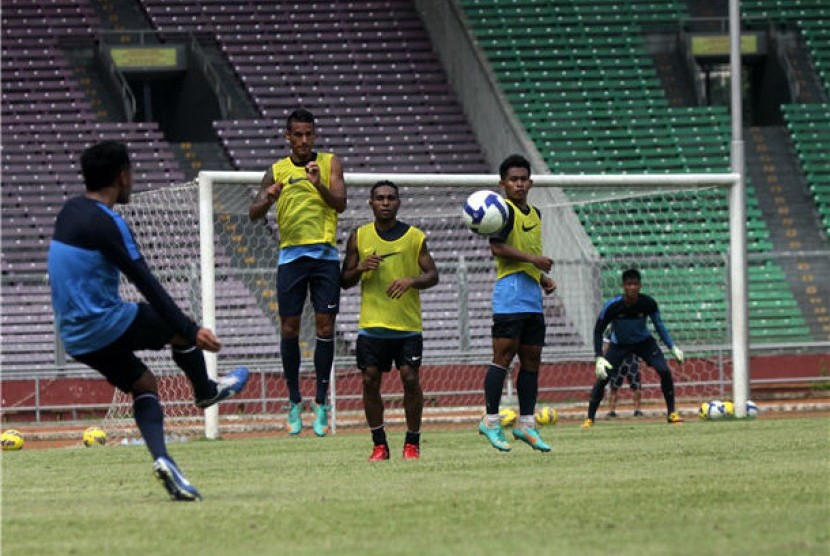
[593,293,675,356]
[48,196,198,355]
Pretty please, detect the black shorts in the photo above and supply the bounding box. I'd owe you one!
[72,303,174,394]
[277,257,340,317]
[356,334,423,373]
[491,313,545,346]
[610,355,642,389]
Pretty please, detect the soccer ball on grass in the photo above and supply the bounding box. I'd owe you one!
[462,190,508,235]
[82,427,107,447]
[534,406,558,426]
[698,400,726,420]
[498,408,518,429]
[1,429,24,451]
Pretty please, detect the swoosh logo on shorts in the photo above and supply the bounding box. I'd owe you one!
[410,356,421,361]
[521,223,538,232]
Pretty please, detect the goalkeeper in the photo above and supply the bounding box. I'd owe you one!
[583,268,685,427]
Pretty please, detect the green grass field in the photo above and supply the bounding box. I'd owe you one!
[2,417,828,556]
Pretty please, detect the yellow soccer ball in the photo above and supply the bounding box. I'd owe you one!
[82,427,107,448]
[723,401,735,417]
[535,406,558,426]
[498,408,518,428]
[1,430,24,451]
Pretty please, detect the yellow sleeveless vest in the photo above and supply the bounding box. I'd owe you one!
[495,199,543,282]
[356,222,425,332]
[271,152,337,248]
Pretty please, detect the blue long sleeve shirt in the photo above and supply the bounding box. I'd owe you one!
[48,195,198,355]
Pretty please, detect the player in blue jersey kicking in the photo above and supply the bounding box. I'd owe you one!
[479,154,557,453]
[583,268,685,428]
[48,141,250,501]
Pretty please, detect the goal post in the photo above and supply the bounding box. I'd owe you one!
[106,170,748,439]
[193,170,742,438]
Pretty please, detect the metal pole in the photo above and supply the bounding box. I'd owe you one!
[198,172,220,438]
[729,0,750,418]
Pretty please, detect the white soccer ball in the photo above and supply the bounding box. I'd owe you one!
[462,190,509,235]
[698,400,726,420]
[82,427,107,447]
[745,400,759,417]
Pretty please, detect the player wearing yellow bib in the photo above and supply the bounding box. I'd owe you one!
[479,154,557,453]
[341,181,439,461]
[249,108,346,437]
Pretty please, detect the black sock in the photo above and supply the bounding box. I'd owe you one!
[405,430,420,446]
[587,378,608,420]
[281,336,301,403]
[516,368,539,417]
[659,369,676,413]
[133,392,168,461]
[172,346,214,400]
[314,335,334,404]
[484,363,508,415]
[371,425,387,446]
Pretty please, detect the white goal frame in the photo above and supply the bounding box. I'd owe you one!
[197,170,746,438]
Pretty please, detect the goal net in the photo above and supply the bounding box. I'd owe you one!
[106,171,747,438]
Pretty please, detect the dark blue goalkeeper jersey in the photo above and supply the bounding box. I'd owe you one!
[593,294,675,357]
[48,195,198,355]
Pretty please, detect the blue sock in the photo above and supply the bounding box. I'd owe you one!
[516,368,538,417]
[314,335,334,405]
[281,336,302,404]
[133,392,168,461]
[484,364,508,415]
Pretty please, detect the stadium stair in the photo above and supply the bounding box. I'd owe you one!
[461,0,813,344]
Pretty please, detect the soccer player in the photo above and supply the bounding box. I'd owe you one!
[48,141,249,501]
[478,154,557,453]
[341,181,439,461]
[603,340,643,418]
[249,108,346,437]
[583,268,685,428]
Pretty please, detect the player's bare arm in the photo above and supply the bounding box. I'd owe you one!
[386,241,439,298]
[490,242,553,272]
[341,232,383,289]
[249,170,282,221]
[308,155,346,213]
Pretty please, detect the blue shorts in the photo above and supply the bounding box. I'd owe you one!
[72,303,173,394]
[356,334,423,373]
[491,312,545,346]
[277,256,340,317]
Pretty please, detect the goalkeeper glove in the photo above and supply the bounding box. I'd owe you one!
[595,357,612,380]
[671,346,684,363]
